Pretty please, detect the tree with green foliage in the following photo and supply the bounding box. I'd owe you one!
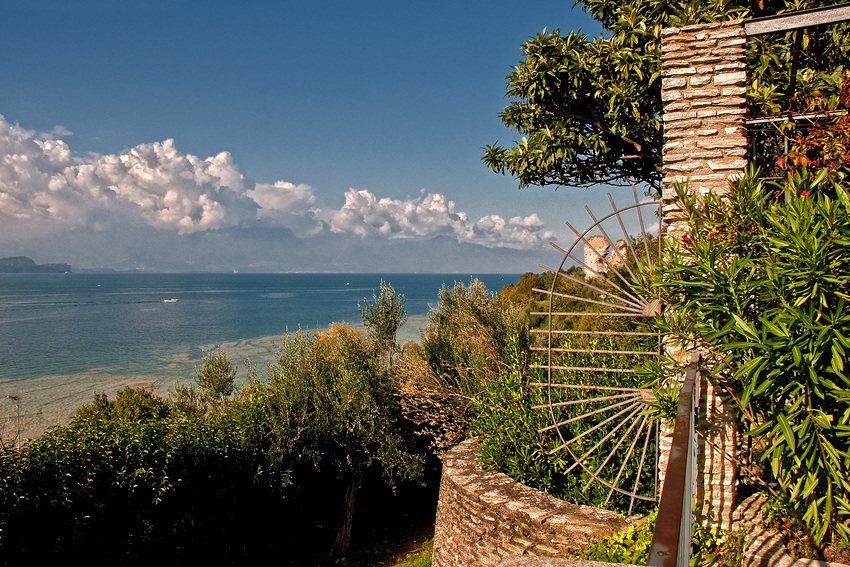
[360,280,407,369]
[195,348,237,400]
[483,0,850,194]
[172,348,238,415]
[266,323,423,558]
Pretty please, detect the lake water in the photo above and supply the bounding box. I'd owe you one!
[0,273,518,439]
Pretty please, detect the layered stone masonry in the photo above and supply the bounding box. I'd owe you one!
[583,236,627,279]
[661,20,748,203]
[660,20,746,530]
[432,439,630,567]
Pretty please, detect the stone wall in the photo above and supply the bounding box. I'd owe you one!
[661,20,748,205]
[431,439,629,567]
[660,20,747,530]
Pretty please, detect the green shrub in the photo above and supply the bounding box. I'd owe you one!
[690,522,744,567]
[581,508,656,564]
[360,279,408,369]
[472,333,658,514]
[0,382,290,564]
[0,337,427,564]
[396,279,529,453]
[659,168,850,546]
[472,336,574,497]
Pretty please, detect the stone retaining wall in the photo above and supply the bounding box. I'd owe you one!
[431,439,630,567]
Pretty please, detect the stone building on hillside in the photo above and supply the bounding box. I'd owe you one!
[583,236,627,279]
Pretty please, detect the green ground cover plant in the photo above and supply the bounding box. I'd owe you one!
[580,508,657,564]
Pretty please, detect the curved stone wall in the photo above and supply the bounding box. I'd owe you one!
[431,439,630,567]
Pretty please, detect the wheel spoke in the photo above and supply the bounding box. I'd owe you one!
[535,199,663,506]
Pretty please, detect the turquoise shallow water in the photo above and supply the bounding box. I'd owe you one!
[0,273,518,438]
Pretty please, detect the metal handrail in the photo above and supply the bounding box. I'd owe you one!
[647,352,701,567]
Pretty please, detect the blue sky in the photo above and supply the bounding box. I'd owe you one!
[0,0,645,273]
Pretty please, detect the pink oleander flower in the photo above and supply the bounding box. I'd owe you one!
[800,190,810,196]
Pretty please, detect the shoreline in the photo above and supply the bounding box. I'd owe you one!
[0,313,430,443]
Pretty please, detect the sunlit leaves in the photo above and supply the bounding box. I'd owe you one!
[657,169,850,546]
[487,0,850,193]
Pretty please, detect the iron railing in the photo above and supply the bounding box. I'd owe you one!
[647,352,701,567]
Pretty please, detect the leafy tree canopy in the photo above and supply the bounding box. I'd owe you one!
[359,280,408,368]
[483,0,850,195]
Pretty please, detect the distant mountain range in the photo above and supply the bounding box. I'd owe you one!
[1,223,549,273]
[0,256,72,273]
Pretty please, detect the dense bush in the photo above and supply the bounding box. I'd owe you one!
[395,279,529,453]
[471,333,659,515]
[471,335,573,497]
[659,168,850,546]
[0,385,288,565]
[0,324,427,565]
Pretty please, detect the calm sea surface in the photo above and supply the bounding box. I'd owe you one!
[0,273,519,383]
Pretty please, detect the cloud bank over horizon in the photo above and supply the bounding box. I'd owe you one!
[0,114,553,253]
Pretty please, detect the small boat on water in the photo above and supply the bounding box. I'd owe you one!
[163,298,178,303]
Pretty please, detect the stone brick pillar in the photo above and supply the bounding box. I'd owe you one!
[659,20,747,530]
[661,20,748,202]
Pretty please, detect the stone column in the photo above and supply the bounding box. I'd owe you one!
[661,20,748,202]
[659,20,747,530]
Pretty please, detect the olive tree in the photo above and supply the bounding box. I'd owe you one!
[266,323,423,557]
[359,279,407,369]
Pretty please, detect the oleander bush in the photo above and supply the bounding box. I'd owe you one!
[658,167,850,547]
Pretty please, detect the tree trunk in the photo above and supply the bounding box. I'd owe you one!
[330,479,360,558]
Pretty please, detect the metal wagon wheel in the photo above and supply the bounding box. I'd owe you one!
[530,187,663,514]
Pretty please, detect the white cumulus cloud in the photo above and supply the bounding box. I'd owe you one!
[327,189,552,249]
[0,114,553,249]
[329,189,463,239]
[247,180,323,235]
[464,213,554,248]
[0,114,257,234]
